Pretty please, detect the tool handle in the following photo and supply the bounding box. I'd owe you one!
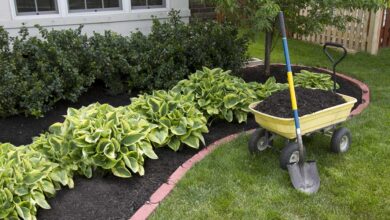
[278,11,304,163]
[323,42,347,91]
[323,42,347,67]
[278,12,292,73]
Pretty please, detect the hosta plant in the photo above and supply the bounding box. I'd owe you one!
[247,77,288,100]
[172,67,286,123]
[31,103,158,179]
[129,90,208,151]
[0,143,71,220]
[294,70,339,90]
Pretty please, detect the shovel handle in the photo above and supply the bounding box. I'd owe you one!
[278,11,305,164]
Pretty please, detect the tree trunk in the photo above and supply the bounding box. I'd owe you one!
[264,31,273,76]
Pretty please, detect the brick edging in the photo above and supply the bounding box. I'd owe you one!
[129,129,256,220]
[300,65,370,117]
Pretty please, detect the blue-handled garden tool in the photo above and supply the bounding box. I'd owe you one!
[278,11,320,194]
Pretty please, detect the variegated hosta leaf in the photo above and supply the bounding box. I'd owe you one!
[32,103,159,181]
[172,67,286,124]
[0,143,63,220]
[130,90,208,151]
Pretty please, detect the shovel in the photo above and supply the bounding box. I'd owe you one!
[278,11,320,194]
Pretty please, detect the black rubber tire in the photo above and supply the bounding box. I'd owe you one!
[280,142,306,170]
[330,127,351,153]
[248,128,273,154]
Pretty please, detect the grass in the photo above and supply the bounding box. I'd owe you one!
[150,36,390,219]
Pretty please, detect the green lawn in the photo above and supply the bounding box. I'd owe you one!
[151,37,390,219]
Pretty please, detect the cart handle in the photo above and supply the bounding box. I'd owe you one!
[323,42,347,91]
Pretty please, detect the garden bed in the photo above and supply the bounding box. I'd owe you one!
[239,64,363,110]
[0,64,367,219]
[37,119,258,220]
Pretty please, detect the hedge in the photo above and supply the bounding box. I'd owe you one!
[0,10,248,117]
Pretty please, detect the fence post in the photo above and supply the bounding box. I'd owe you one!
[367,9,384,55]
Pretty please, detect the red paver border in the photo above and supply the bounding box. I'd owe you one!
[130,65,370,220]
[314,67,370,117]
[129,129,255,220]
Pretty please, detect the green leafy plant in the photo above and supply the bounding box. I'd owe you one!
[127,10,248,91]
[88,31,132,94]
[172,67,286,123]
[0,25,93,117]
[129,90,209,151]
[0,143,71,220]
[294,70,339,90]
[31,103,158,179]
[0,10,248,117]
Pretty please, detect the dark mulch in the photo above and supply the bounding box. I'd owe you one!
[0,81,133,146]
[255,87,346,118]
[0,64,363,219]
[239,64,362,110]
[38,118,258,220]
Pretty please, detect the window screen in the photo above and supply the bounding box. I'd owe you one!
[68,0,121,11]
[131,0,165,9]
[15,0,57,15]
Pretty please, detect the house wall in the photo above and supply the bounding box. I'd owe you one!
[0,0,190,36]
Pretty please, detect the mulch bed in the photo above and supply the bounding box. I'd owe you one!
[0,65,363,220]
[239,64,362,110]
[255,87,346,118]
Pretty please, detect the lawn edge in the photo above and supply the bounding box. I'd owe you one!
[129,129,256,220]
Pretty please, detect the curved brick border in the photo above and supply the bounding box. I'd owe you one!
[129,129,255,220]
[130,65,370,220]
[314,67,370,117]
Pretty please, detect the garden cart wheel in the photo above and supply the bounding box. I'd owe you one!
[330,127,351,153]
[280,142,306,170]
[248,128,273,154]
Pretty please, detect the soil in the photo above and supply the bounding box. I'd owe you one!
[37,119,258,220]
[0,81,133,146]
[239,64,362,110]
[255,87,346,118]
[0,65,364,219]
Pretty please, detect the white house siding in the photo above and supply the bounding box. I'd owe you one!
[0,0,190,36]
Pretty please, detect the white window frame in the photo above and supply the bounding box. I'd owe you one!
[131,0,166,10]
[14,0,59,15]
[68,0,123,13]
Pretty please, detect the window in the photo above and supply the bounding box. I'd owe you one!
[131,0,166,9]
[68,0,121,12]
[15,0,58,15]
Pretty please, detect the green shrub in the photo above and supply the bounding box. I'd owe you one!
[186,20,249,73]
[89,31,132,94]
[294,70,339,90]
[127,10,249,91]
[0,11,248,117]
[0,26,93,117]
[129,90,209,151]
[127,11,191,91]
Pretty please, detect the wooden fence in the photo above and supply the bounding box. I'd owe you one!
[380,8,390,48]
[293,9,386,55]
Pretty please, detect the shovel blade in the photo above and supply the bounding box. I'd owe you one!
[287,161,320,194]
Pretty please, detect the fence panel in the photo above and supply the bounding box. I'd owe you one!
[380,9,390,48]
[293,9,384,54]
